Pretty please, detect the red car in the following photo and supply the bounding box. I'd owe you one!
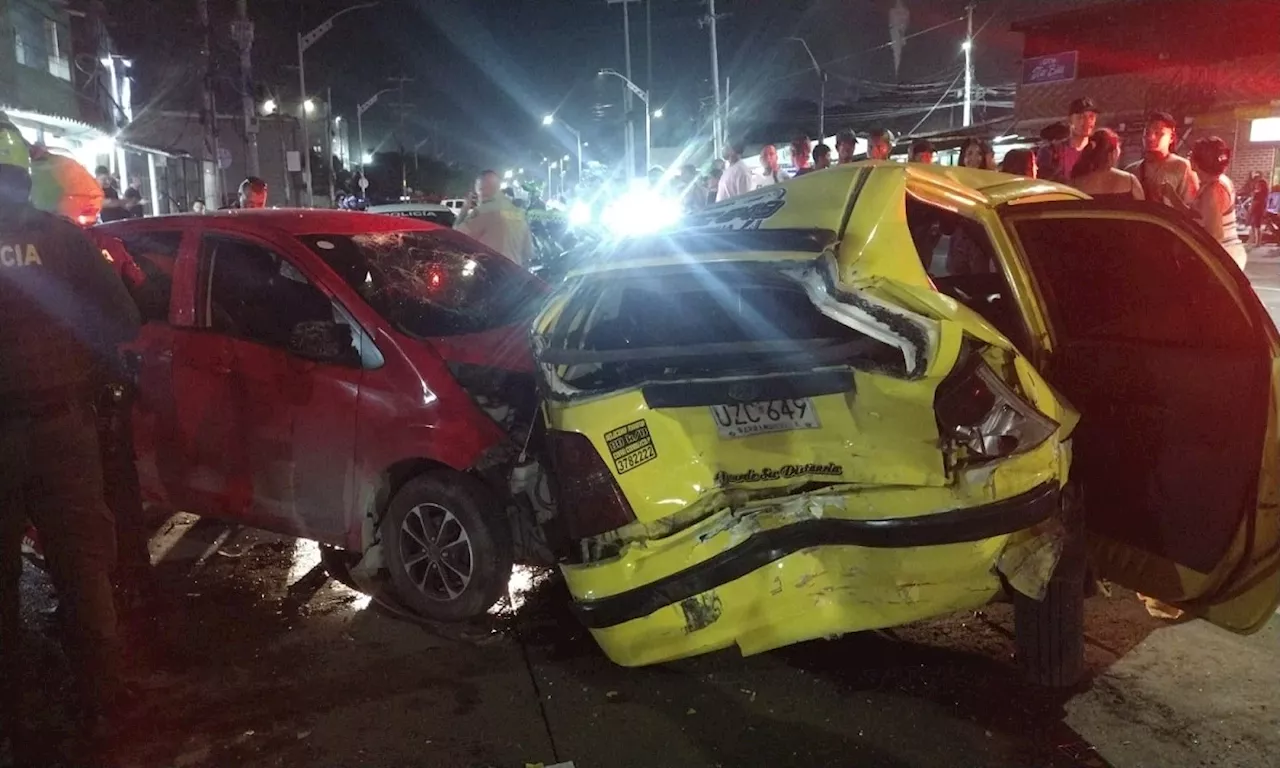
[91,210,549,619]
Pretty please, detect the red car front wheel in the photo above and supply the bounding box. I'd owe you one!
[381,470,513,622]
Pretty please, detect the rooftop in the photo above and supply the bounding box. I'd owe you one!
[97,208,442,237]
[1012,0,1257,31]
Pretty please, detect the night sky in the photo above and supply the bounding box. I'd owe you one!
[108,0,1114,170]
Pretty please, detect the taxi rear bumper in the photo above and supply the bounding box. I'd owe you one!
[573,481,1058,630]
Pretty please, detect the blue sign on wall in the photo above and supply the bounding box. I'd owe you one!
[1022,51,1079,85]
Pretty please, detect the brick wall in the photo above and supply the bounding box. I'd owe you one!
[1232,141,1277,190]
[1177,119,1277,191]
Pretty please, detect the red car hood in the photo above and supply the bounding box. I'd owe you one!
[422,324,534,372]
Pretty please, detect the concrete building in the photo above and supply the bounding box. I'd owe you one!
[119,109,331,209]
[0,0,99,162]
[0,0,179,212]
[1012,0,1280,189]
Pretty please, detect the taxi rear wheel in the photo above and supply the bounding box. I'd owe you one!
[1014,563,1085,688]
[1014,486,1086,688]
[382,471,513,622]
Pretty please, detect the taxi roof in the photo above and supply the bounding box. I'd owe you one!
[570,163,1081,279]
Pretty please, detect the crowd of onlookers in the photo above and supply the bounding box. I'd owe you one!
[1017,97,1250,268]
[675,95,1270,269]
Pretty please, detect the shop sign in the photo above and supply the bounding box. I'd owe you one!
[1022,51,1078,85]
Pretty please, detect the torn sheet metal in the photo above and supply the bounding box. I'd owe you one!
[531,254,937,402]
[785,254,937,377]
[696,492,838,548]
[996,517,1067,601]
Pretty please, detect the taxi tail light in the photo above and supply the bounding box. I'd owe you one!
[546,429,637,540]
[935,357,1058,466]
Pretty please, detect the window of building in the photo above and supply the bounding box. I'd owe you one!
[44,20,70,81]
[14,32,33,67]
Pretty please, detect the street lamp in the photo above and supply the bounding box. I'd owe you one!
[303,98,316,114]
[357,87,396,183]
[599,67,651,177]
[297,1,379,206]
[541,113,583,185]
[503,170,514,180]
[787,36,826,144]
[262,98,278,115]
[653,108,664,119]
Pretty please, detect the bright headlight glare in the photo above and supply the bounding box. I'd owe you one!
[601,191,682,237]
[569,202,592,227]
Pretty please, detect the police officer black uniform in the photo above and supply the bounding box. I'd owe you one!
[0,114,141,746]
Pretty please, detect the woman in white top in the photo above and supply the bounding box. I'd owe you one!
[1070,128,1144,201]
[1189,136,1248,269]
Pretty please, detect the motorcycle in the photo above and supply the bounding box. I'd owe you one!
[1238,192,1280,245]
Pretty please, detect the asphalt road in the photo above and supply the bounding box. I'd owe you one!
[1245,245,1280,320]
[6,248,1280,768]
[11,519,1279,768]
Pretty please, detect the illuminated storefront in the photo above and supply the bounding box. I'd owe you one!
[1012,0,1280,187]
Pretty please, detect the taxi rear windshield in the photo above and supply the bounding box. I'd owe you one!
[540,262,897,391]
[300,230,545,337]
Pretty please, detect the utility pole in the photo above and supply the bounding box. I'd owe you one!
[622,1,635,181]
[723,76,730,146]
[600,70,650,179]
[297,3,378,207]
[197,0,221,206]
[963,1,975,127]
[414,136,432,171]
[296,33,313,206]
[646,0,653,124]
[388,75,413,198]
[327,86,336,202]
[231,0,259,177]
[356,87,395,189]
[788,36,825,143]
[702,0,724,157]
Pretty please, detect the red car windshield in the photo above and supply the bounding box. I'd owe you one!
[299,229,546,337]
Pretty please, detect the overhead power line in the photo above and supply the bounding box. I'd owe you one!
[903,70,964,137]
[822,14,967,70]
[761,15,966,90]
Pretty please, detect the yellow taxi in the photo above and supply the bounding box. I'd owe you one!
[531,162,1280,686]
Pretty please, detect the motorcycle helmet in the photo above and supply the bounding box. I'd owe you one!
[30,148,105,225]
[0,112,32,204]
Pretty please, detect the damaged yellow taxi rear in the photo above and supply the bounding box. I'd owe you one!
[532,164,1080,674]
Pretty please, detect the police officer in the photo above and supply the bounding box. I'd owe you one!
[0,114,141,748]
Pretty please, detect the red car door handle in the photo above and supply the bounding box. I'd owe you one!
[212,363,232,375]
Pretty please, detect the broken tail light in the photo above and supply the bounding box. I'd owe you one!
[546,429,637,541]
[935,356,1058,467]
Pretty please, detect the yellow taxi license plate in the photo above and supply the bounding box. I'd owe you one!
[709,398,821,439]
